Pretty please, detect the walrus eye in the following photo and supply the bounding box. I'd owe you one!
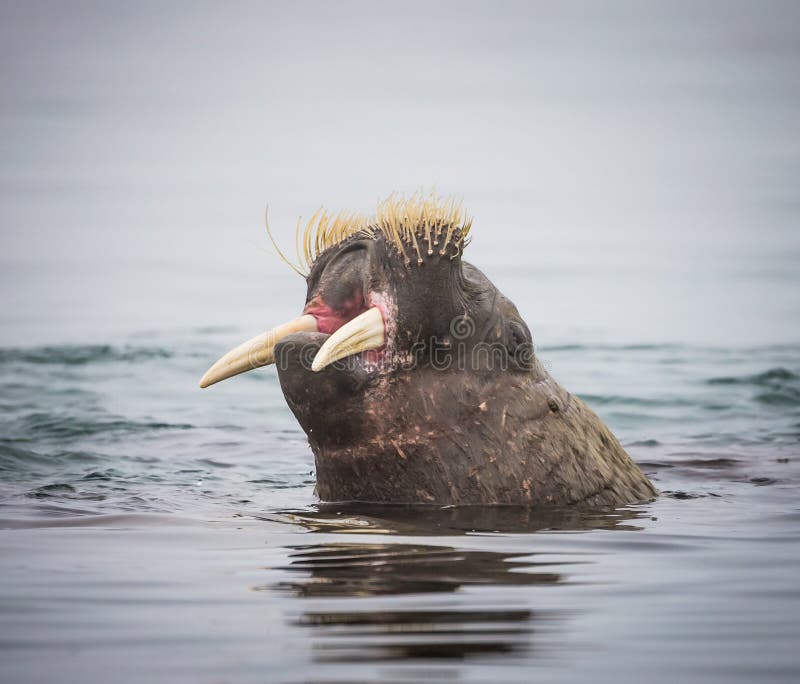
[505,319,534,371]
[507,320,529,349]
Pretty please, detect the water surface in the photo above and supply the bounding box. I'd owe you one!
[1,338,798,683]
[1,2,799,683]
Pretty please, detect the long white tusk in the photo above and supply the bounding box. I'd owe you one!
[311,307,385,372]
[199,315,317,388]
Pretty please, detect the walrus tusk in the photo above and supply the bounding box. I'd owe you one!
[311,307,385,372]
[199,315,317,388]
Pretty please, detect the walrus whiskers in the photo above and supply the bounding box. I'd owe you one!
[267,191,474,276]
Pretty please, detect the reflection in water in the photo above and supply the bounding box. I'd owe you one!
[274,543,564,597]
[268,541,565,662]
[265,501,648,536]
[260,506,646,663]
[259,505,646,665]
[296,607,541,662]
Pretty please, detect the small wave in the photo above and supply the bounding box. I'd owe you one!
[81,469,122,481]
[674,457,741,468]
[707,367,800,407]
[541,343,683,353]
[755,388,800,407]
[0,444,104,474]
[708,367,798,386]
[661,490,712,500]
[539,344,585,352]
[0,512,197,530]
[25,482,105,502]
[247,478,315,490]
[0,344,173,366]
[628,439,661,447]
[581,394,694,408]
[637,461,674,470]
[28,482,76,495]
[196,458,236,469]
[0,444,52,470]
[7,412,193,441]
[749,476,777,486]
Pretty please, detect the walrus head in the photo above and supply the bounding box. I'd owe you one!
[200,193,657,506]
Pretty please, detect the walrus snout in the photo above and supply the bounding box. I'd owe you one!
[275,332,372,446]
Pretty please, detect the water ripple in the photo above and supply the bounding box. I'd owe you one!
[0,344,174,365]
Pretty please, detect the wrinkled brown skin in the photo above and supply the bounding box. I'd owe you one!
[278,335,655,505]
[275,237,657,507]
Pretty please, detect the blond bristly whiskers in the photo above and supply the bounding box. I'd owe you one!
[288,192,473,274]
[264,206,306,277]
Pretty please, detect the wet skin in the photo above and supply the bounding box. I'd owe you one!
[273,233,658,506]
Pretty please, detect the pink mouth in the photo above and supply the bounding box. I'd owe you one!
[302,291,368,335]
[302,290,391,368]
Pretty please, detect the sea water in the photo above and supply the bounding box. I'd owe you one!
[1,2,799,682]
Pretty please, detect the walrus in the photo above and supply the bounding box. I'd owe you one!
[200,193,657,506]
